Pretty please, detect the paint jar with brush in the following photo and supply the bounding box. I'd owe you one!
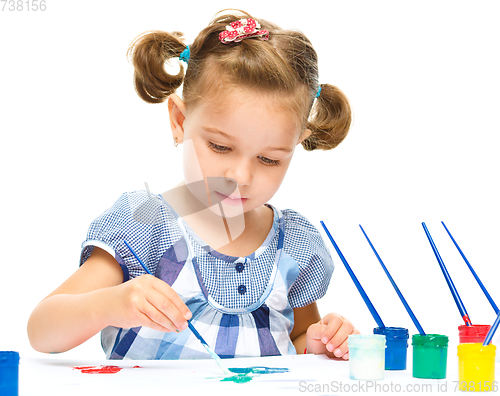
[412,334,448,379]
[0,351,19,396]
[348,334,386,380]
[457,343,496,392]
[374,326,408,370]
[459,325,491,344]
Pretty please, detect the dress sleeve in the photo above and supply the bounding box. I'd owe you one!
[282,209,334,309]
[80,191,167,281]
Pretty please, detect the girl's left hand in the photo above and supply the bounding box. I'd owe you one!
[305,312,360,359]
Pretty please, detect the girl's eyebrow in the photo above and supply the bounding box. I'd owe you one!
[204,127,234,141]
[203,127,293,153]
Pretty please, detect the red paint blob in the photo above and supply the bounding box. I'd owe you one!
[73,365,123,374]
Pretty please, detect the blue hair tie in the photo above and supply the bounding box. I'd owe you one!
[179,45,190,63]
[315,85,322,98]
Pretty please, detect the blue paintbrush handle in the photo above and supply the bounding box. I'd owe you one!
[441,222,499,315]
[360,225,425,335]
[124,240,152,275]
[320,221,385,329]
[124,242,202,342]
[422,223,472,326]
[483,310,500,345]
[187,321,207,346]
[123,240,229,373]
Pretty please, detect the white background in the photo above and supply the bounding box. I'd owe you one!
[1,0,499,360]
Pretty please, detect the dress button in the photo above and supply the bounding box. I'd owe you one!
[237,285,247,295]
[235,263,245,273]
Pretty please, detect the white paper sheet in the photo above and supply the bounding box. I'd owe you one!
[20,354,325,396]
[18,351,490,396]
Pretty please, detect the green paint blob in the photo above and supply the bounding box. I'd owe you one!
[220,366,289,383]
[221,373,254,383]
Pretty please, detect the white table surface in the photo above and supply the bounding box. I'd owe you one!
[17,350,499,396]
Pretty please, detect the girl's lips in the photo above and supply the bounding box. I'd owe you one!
[216,191,248,206]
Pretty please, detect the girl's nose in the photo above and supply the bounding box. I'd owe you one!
[225,158,252,186]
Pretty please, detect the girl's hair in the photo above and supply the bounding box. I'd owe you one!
[127,10,351,150]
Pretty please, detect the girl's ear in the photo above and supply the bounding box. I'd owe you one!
[168,94,187,144]
[297,129,312,145]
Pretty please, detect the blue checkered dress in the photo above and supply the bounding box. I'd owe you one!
[80,191,334,359]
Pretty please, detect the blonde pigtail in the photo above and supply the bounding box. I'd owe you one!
[127,31,187,104]
[304,84,352,151]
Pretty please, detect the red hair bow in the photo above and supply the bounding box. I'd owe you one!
[219,18,269,44]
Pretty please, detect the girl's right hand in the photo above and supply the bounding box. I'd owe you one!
[27,247,192,354]
[106,274,192,333]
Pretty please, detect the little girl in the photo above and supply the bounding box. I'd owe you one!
[28,10,359,360]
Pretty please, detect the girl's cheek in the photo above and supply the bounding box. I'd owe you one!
[182,140,205,182]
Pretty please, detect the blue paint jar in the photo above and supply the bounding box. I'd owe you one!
[0,351,19,396]
[373,327,408,370]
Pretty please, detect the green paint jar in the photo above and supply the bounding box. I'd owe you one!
[412,334,448,379]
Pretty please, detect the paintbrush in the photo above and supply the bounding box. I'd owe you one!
[123,241,230,375]
[422,223,472,326]
[483,310,500,346]
[320,221,385,328]
[359,225,426,335]
[441,221,499,315]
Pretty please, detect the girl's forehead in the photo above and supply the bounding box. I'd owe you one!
[187,89,304,141]
[183,59,312,130]
[190,85,305,120]
[198,87,282,113]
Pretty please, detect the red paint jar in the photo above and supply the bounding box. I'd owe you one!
[458,324,491,344]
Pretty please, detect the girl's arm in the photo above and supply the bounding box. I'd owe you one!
[290,302,321,354]
[27,247,191,354]
[291,302,359,359]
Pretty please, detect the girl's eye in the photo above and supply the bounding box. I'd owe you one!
[208,142,280,166]
[208,142,231,153]
[259,156,281,166]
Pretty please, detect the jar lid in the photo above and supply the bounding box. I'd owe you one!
[0,351,20,365]
[457,343,496,358]
[412,334,449,347]
[374,326,409,339]
[348,334,386,349]
[458,324,491,337]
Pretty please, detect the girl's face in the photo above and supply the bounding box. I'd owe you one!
[172,88,309,218]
